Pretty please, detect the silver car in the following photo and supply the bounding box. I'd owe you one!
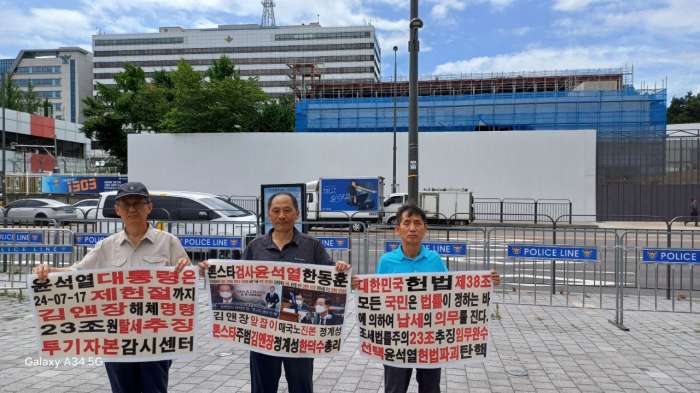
[3,198,77,225]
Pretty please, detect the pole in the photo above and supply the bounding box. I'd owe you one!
[392,46,398,194]
[407,0,422,204]
[1,74,6,206]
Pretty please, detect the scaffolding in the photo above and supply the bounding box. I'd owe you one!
[303,67,632,99]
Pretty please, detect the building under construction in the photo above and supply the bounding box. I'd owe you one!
[294,67,666,138]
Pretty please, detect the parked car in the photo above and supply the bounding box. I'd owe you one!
[3,198,76,225]
[72,199,99,220]
[95,190,258,238]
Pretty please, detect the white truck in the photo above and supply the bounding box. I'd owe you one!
[306,177,385,231]
[382,188,473,225]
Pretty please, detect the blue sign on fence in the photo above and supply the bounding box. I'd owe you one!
[74,233,109,246]
[0,232,43,243]
[642,248,700,264]
[507,244,598,261]
[0,246,73,254]
[318,236,350,250]
[179,236,242,250]
[384,240,468,256]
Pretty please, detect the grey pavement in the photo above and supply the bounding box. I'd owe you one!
[1,288,699,393]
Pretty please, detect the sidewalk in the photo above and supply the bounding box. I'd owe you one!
[0,292,699,393]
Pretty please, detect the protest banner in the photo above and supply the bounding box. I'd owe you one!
[29,267,198,362]
[207,260,349,357]
[356,271,493,368]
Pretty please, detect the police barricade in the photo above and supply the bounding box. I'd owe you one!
[0,228,74,290]
[305,221,362,270]
[364,224,488,275]
[619,229,699,313]
[487,226,619,310]
[72,218,258,262]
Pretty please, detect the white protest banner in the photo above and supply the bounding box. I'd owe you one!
[29,267,199,362]
[356,271,493,368]
[207,260,350,357]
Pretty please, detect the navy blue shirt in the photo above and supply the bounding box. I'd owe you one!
[243,228,334,266]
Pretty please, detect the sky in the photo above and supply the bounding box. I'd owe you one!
[0,0,698,101]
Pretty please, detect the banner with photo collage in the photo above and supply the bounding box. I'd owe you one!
[207,260,350,357]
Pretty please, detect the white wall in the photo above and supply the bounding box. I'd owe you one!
[129,130,596,215]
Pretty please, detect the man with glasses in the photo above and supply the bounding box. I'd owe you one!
[34,181,191,393]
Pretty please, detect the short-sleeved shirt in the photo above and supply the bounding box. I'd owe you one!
[243,228,333,266]
[72,225,189,270]
[376,244,447,274]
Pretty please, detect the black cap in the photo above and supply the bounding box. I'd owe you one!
[115,182,150,201]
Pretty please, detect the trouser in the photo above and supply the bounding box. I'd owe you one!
[384,365,441,393]
[105,360,172,393]
[250,351,314,393]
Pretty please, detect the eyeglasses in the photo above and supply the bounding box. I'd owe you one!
[117,201,149,210]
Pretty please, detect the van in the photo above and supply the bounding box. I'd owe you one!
[94,190,258,241]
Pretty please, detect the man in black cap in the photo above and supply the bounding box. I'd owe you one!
[34,181,191,393]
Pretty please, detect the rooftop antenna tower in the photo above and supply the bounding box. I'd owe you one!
[261,0,276,28]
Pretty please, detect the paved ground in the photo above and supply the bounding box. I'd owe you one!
[1,289,699,393]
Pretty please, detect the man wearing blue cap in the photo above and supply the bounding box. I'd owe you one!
[34,181,191,393]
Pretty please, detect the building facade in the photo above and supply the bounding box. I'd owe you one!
[92,23,380,96]
[0,108,99,174]
[295,68,666,138]
[1,48,93,123]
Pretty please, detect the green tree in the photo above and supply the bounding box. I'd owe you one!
[81,57,296,170]
[254,96,296,132]
[668,91,700,124]
[41,99,52,117]
[206,56,237,81]
[1,75,26,111]
[81,64,168,172]
[21,84,42,114]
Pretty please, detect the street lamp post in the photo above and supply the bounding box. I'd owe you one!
[408,0,422,204]
[1,75,6,206]
[392,46,398,194]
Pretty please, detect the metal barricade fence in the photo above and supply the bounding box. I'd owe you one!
[364,224,488,275]
[487,226,619,310]
[71,219,362,270]
[619,229,699,313]
[0,228,74,290]
[306,221,363,271]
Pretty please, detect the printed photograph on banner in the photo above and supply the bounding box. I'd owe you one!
[28,267,199,362]
[355,271,493,368]
[279,287,345,326]
[210,282,281,318]
[206,259,349,358]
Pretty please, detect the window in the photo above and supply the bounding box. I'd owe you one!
[201,198,249,217]
[275,31,370,41]
[13,78,61,87]
[7,200,28,208]
[35,91,61,99]
[102,196,118,218]
[25,200,47,208]
[383,195,404,207]
[93,43,374,57]
[307,193,314,203]
[149,196,176,220]
[176,198,215,221]
[15,66,61,74]
[95,37,184,46]
[93,55,375,68]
